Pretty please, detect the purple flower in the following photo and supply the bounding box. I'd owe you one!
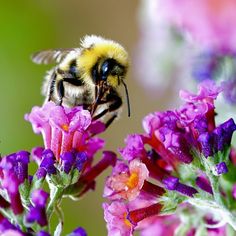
[193,115,209,135]
[119,134,145,161]
[0,153,28,215]
[191,51,222,82]
[60,152,76,174]
[31,146,44,164]
[163,176,179,190]
[215,162,228,175]
[40,149,57,175]
[35,168,47,180]
[0,151,30,184]
[198,118,236,158]
[26,206,48,226]
[198,132,214,157]
[0,218,24,236]
[163,176,198,197]
[75,152,88,172]
[36,231,50,236]
[26,189,49,227]
[196,176,213,194]
[31,189,49,207]
[68,227,87,236]
[213,118,236,152]
[143,110,194,165]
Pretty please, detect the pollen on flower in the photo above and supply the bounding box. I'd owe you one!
[126,172,139,189]
[104,159,149,201]
[124,213,133,227]
[61,124,69,132]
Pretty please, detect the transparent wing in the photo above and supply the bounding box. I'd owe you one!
[31,49,75,65]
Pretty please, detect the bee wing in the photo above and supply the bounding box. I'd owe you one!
[31,49,75,65]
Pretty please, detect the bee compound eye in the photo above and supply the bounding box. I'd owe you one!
[69,60,77,75]
[100,59,119,80]
[101,61,109,76]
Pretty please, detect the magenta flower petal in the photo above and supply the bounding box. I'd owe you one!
[69,110,91,132]
[26,102,104,160]
[103,201,134,236]
[119,134,145,161]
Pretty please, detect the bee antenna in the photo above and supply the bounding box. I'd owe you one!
[121,80,131,117]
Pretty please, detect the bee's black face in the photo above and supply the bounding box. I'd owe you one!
[100,58,125,81]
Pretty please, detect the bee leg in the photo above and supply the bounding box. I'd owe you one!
[92,92,122,128]
[57,80,65,105]
[92,108,109,120]
[90,85,105,116]
[105,113,118,129]
[92,109,117,129]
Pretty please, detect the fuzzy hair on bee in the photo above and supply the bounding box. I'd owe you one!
[32,35,130,128]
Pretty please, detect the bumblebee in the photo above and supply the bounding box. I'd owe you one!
[32,35,130,127]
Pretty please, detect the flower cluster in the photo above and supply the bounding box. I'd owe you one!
[103,81,236,235]
[161,0,236,53]
[0,102,117,235]
[0,148,91,235]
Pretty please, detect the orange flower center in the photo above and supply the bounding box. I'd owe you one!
[123,213,132,227]
[126,172,139,189]
[61,124,69,132]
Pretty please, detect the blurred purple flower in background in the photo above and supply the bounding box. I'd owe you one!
[161,0,236,52]
[135,0,236,111]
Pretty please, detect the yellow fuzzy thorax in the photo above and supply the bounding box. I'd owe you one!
[77,42,129,86]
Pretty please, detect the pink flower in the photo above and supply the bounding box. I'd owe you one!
[1,230,23,236]
[179,80,222,104]
[103,201,134,236]
[162,0,236,52]
[104,160,149,201]
[119,134,145,161]
[25,102,105,159]
[140,215,179,236]
[103,201,163,236]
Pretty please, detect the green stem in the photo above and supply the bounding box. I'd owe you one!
[0,208,28,232]
[207,172,225,206]
[193,155,236,231]
[201,156,225,206]
[223,210,236,231]
[55,204,64,228]
[47,186,64,222]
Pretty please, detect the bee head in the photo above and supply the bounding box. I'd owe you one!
[100,58,126,87]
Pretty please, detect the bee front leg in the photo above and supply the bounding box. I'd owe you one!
[92,92,122,128]
[104,113,118,129]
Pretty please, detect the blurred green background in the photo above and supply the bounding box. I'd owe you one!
[0,1,173,235]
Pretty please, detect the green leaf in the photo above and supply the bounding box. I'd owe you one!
[19,179,31,207]
[160,191,185,215]
[70,169,80,185]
